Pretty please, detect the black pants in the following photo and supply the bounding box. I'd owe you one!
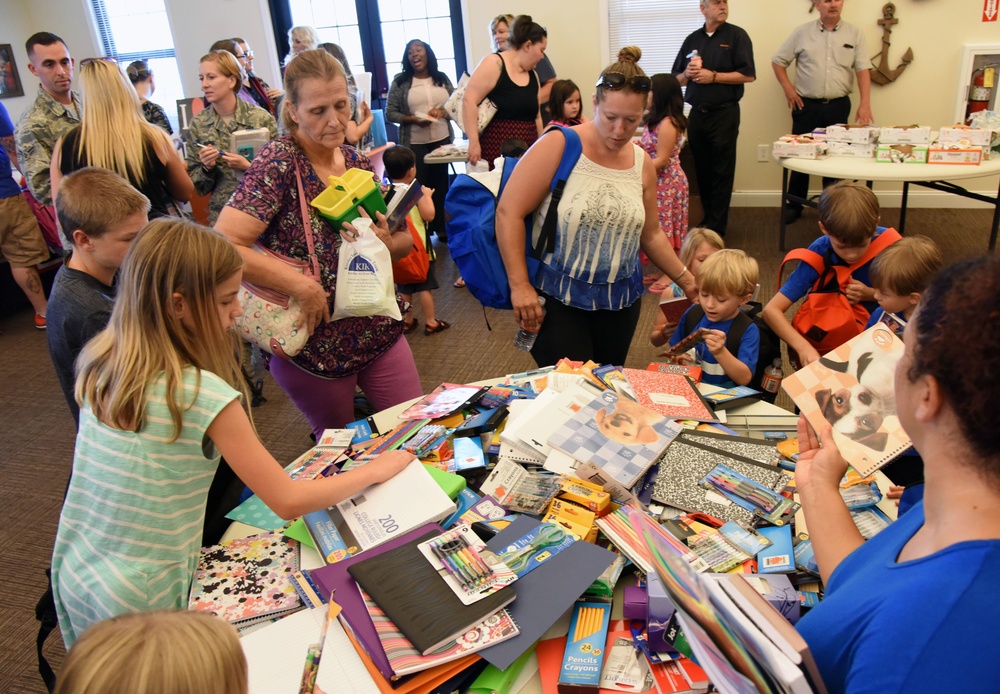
[787,96,852,210]
[530,293,643,368]
[410,137,452,236]
[688,104,740,235]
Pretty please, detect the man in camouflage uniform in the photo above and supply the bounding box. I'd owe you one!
[15,32,80,248]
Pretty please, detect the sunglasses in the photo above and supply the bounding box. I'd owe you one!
[80,56,118,68]
[595,72,651,93]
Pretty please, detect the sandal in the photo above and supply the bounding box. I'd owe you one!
[453,277,466,288]
[648,279,672,294]
[425,320,451,336]
[403,320,417,335]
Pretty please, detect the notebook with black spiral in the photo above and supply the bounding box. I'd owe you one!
[348,534,516,655]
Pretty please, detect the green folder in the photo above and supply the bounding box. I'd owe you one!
[422,462,467,499]
[467,645,536,694]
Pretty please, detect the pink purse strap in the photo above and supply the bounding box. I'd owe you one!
[293,158,322,279]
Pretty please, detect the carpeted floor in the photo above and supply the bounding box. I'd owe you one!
[0,203,990,693]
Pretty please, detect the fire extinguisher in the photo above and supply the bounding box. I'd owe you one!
[967,66,995,122]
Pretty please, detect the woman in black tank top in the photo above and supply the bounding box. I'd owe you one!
[463,15,548,169]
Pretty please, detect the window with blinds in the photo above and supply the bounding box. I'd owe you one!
[607,0,705,75]
[87,0,185,132]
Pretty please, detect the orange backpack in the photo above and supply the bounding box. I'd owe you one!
[778,227,901,360]
[391,215,431,285]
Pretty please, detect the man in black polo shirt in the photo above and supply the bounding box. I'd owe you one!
[672,0,755,236]
[772,0,873,224]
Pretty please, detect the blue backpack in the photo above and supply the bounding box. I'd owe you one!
[444,126,583,310]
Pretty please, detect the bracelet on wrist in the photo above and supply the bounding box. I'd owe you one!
[671,266,689,283]
[712,71,718,83]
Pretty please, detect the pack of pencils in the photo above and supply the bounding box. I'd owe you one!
[557,599,612,693]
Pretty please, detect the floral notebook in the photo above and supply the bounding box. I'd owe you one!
[622,368,716,422]
[361,589,519,676]
[189,532,302,628]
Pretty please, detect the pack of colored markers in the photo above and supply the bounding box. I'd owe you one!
[699,463,799,525]
[417,525,517,605]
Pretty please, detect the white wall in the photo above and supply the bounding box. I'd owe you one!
[4,0,999,204]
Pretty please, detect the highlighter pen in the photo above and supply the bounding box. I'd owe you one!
[430,543,473,590]
[447,547,483,588]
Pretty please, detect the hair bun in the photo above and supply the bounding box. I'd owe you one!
[618,46,642,63]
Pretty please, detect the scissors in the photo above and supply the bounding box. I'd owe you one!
[499,523,569,574]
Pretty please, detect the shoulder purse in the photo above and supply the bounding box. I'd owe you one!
[444,72,498,136]
[235,159,322,360]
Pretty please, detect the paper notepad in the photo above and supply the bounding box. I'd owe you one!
[240,606,379,694]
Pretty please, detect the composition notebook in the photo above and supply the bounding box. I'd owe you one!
[189,531,302,628]
[348,534,516,655]
[782,324,910,477]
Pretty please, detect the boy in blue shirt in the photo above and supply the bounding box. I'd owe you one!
[669,249,759,388]
[865,235,942,331]
[763,181,899,367]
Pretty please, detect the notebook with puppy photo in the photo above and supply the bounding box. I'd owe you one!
[782,325,910,477]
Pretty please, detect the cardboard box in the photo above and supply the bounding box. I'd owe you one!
[827,141,876,158]
[878,125,931,144]
[876,144,928,164]
[938,125,993,147]
[740,574,801,625]
[825,123,877,144]
[773,135,826,159]
[558,600,612,693]
[558,478,611,515]
[928,145,983,165]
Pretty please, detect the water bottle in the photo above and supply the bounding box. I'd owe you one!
[761,358,785,394]
[687,49,702,70]
[513,296,546,351]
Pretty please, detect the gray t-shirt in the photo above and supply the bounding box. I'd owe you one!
[46,262,115,424]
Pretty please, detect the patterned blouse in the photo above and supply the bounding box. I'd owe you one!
[533,145,647,311]
[184,98,277,224]
[226,135,403,378]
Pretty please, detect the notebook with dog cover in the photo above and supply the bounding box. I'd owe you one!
[782,325,910,477]
[546,389,683,488]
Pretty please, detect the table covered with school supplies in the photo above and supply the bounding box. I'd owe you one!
[215,364,898,694]
[774,155,1000,251]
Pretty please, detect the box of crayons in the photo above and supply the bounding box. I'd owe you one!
[558,599,612,693]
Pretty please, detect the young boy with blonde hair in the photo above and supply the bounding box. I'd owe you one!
[669,248,760,387]
[866,235,943,328]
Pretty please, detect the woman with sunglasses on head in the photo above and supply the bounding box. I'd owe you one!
[50,58,192,218]
[496,47,697,367]
[464,15,547,168]
[125,60,172,134]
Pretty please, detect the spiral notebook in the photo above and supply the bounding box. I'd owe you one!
[361,589,519,676]
[348,534,516,655]
[189,532,302,628]
[782,325,910,477]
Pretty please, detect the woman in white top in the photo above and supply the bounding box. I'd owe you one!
[386,40,455,238]
[496,47,697,367]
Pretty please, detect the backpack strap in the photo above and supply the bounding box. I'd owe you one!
[777,248,826,291]
[847,226,902,273]
[682,303,705,338]
[532,125,583,258]
[725,310,752,358]
[36,568,58,692]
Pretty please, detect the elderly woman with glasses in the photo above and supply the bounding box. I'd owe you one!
[496,46,697,367]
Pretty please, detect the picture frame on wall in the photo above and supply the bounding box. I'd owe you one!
[0,44,24,99]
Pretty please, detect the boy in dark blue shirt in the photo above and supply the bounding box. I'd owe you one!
[670,249,759,388]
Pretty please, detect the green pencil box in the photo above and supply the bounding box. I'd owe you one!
[467,645,535,694]
[423,463,467,499]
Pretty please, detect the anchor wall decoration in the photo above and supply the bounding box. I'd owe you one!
[870,3,913,85]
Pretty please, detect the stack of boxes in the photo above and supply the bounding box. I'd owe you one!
[772,123,993,165]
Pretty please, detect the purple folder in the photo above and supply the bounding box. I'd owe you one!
[310,523,443,682]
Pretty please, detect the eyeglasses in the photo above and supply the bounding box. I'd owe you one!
[244,50,254,58]
[595,72,651,93]
[125,59,151,81]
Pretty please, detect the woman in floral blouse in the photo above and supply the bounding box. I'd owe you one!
[185,50,277,224]
[215,49,422,435]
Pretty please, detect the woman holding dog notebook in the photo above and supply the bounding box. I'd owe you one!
[794,254,1000,693]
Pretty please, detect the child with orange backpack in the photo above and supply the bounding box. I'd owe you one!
[762,181,900,368]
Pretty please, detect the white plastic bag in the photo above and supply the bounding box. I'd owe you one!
[332,219,402,322]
